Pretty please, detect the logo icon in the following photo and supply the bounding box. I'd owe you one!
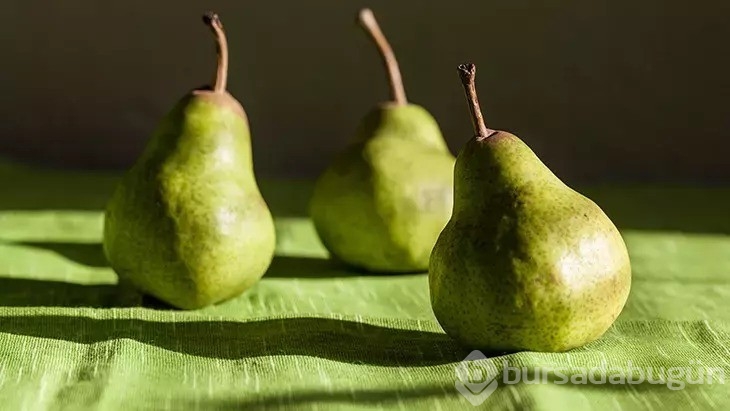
[455,350,499,405]
[453,352,725,406]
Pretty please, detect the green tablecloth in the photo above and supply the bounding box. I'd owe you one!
[0,158,728,410]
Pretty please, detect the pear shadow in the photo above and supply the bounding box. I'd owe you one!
[0,314,469,367]
[332,255,431,276]
[13,241,109,268]
[0,277,140,308]
[265,256,428,279]
[192,384,457,409]
[352,265,430,276]
[0,275,180,309]
[265,256,361,279]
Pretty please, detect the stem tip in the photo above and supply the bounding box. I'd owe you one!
[201,11,228,93]
[358,8,376,26]
[458,63,476,86]
[202,12,220,27]
[458,62,494,138]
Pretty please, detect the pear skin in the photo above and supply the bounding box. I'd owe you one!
[310,9,455,273]
[429,64,631,352]
[103,13,275,309]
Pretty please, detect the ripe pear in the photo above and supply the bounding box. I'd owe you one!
[103,13,276,309]
[310,9,455,273]
[429,64,631,352]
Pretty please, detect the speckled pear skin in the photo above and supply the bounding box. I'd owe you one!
[103,91,276,310]
[429,132,631,352]
[310,103,455,272]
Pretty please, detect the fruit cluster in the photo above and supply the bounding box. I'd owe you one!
[103,10,631,353]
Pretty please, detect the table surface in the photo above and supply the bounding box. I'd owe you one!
[0,158,728,410]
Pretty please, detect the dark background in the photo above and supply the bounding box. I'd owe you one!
[0,0,728,183]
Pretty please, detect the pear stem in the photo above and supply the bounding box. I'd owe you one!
[458,63,495,138]
[358,9,407,106]
[203,12,228,93]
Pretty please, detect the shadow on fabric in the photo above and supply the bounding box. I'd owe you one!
[190,384,458,409]
[0,277,145,308]
[4,241,400,279]
[0,241,388,278]
[264,256,427,278]
[264,256,363,279]
[0,314,471,367]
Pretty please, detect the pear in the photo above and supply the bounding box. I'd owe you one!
[429,64,631,352]
[309,9,455,273]
[103,13,276,309]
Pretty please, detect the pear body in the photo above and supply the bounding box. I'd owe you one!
[103,91,276,309]
[429,132,631,352]
[310,104,455,272]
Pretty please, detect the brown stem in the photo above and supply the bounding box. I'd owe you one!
[358,9,407,105]
[202,12,228,93]
[458,63,495,138]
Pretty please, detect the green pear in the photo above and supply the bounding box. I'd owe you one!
[103,13,276,309]
[429,64,631,352]
[310,9,455,273]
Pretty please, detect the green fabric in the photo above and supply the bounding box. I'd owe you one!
[0,158,728,410]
